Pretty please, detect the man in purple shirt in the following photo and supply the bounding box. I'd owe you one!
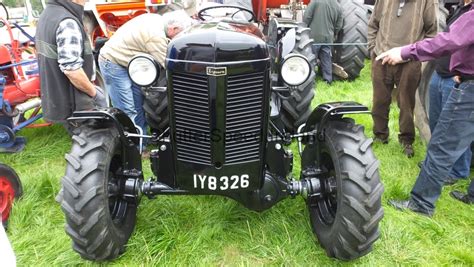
[376,8,474,216]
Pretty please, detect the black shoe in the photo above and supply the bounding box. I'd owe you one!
[374,136,389,144]
[444,177,460,185]
[403,144,414,158]
[388,199,433,217]
[450,191,474,205]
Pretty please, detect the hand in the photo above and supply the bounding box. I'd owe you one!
[93,86,108,108]
[375,47,403,65]
[453,75,461,84]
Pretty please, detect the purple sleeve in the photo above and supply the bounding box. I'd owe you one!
[401,9,474,61]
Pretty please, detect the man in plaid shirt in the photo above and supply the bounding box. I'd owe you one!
[36,0,106,135]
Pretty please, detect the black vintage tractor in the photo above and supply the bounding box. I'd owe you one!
[57,6,384,262]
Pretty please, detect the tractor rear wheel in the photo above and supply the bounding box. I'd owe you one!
[414,5,448,141]
[333,0,368,80]
[59,127,137,261]
[279,26,316,132]
[142,71,169,134]
[0,163,22,228]
[305,119,383,260]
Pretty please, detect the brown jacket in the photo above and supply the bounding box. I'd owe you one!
[368,0,438,57]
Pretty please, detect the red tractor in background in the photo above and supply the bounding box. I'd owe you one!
[0,2,49,153]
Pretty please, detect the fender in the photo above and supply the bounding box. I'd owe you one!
[304,101,370,140]
[67,108,141,170]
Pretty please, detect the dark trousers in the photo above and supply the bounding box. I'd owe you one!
[411,80,474,212]
[312,45,332,83]
[371,57,421,145]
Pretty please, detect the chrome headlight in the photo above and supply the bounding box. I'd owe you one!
[280,54,311,86]
[127,55,159,87]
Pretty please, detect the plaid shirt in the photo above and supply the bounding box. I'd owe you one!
[56,18,83,72]
[56,18,96,80]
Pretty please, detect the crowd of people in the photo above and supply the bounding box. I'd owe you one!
[36,0,473,216]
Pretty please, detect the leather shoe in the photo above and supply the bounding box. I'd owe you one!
[403,144,414,158]
[374,136,389,144]
[450,191,474,205]
[388,199,433,217]
[332,63,348,79]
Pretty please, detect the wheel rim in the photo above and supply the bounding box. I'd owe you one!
[0,177,16,223]
[107,152,129,225]
[309,150,338,226]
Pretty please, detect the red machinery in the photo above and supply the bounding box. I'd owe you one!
[0,163,22,228]
[0,13,49,153]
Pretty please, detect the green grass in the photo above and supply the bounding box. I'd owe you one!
[1,61,473,266]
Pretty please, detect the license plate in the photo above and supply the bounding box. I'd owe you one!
[193,174,250,191]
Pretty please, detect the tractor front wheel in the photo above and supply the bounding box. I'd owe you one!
[305,119,384,260]
[59,127,138,261]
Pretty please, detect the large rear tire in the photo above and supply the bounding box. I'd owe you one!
[333,0,368,80]
[59,127,137,261]
[306,119,384,260]
[142,71,169,134]
[279,27,316,132]
[414,5,448,142]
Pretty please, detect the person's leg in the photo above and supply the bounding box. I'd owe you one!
[428,71,443,132]
[131,83,147,135]
[395,61,421,146]
[468,179,474,199]
[371,57,393,141]
[410,81,474,213]
[99,57,138,123]
[312,45,322,76]
[438,77,473,179]
[319,45,333,83]
[449,147,472,179]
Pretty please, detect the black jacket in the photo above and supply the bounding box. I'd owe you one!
[36,0,95,122]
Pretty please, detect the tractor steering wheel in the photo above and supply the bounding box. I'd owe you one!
[198,5,256,23]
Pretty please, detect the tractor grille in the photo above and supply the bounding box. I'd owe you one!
[225,72,264,164]
[172,72,211,165]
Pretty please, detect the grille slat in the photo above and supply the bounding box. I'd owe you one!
[175,110,209,122]
[227,98,263,107]
[226,144,260,153]
[173,72,211,165]
[225,72,265,164]
[174,93,208,103]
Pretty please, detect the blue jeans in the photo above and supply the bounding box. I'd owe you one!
[411,80,474,212]
[98,57,147,135]
[428,71,472,179]
[312,45,332,83]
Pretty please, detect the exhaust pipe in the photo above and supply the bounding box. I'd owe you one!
[14,97,41,114]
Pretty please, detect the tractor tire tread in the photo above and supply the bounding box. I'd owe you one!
[308,120,383,260]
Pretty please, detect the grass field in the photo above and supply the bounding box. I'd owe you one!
[1,61,473,266]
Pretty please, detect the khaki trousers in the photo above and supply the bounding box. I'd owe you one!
[371,57,421,145]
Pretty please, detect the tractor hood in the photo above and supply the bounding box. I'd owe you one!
[166,21,268,64]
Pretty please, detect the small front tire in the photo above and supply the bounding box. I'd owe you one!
[59,127,138,261]
[305,120,384,260]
